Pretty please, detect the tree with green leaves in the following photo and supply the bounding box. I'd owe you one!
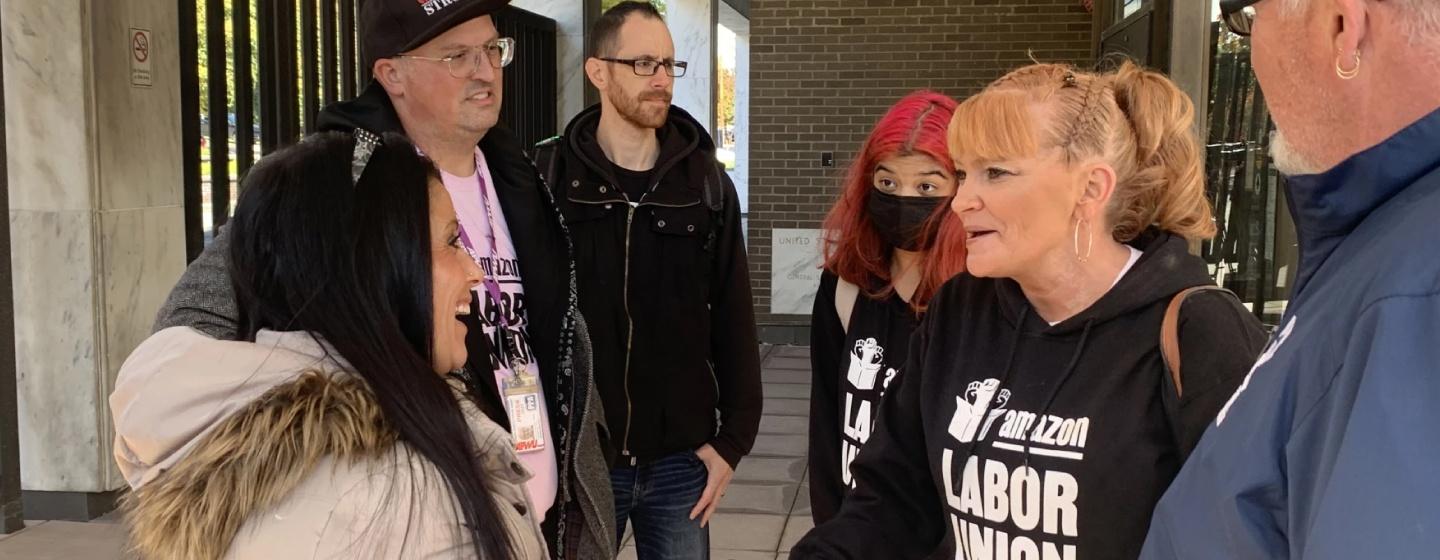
[717,67,735,131]
[196,0,260,116]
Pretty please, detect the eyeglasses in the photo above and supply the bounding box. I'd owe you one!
[1219,0,1261,37]
[599,57,689,77]
[397,38,516,79]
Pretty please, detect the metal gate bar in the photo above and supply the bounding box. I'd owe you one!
[205,0,232,233]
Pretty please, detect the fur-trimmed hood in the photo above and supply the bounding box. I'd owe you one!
[111,327,547,559]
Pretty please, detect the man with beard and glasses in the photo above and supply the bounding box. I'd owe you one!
[152,1,615,558]
[533,2,761,557]
[1142,0,1440,558]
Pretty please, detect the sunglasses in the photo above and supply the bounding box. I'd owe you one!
[1219,0,1260,36]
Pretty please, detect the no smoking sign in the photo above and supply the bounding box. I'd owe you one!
[133,31,150,63]
[130,28,153,88]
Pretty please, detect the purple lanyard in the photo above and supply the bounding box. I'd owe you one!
[456,160,514,333]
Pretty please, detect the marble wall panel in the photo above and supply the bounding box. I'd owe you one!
[6,0,189,494]
[512,0,582,30]
[2,0,95,212]
[11,210,104,492]
[669,0,714,135]
[770,228,824,315]
[97,206,186,488]
[92,0,184,211]
[512,0,589,125]
[557,32,588,123]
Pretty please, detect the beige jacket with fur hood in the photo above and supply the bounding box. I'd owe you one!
[111,327,549,559]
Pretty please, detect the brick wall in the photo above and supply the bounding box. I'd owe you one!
[747,0,1095,334]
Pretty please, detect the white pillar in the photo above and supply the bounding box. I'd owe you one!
[720,3,749,215]
[1173,2,1214,138]
[668,0,714,136]
[1176,1,1214,256]
[511,0,588,125]
[3,0,186,513]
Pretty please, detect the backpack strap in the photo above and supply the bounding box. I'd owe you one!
[532,136,562,187]
[702,162,727,252]
[835,278,860,334]
[1160,285,1236,398]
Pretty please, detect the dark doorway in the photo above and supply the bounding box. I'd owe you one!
[1095,0,1173,70]
[495,7,560,149]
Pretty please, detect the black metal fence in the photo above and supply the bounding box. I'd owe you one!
[496,8,559,149]
[179,1,557,260]
[1201,23,1296,326]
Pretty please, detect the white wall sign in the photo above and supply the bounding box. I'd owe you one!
[770,228,825,315]
[130,28,153,88]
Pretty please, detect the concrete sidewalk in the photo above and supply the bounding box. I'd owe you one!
[0,345,816,560]
[0,512,125,559]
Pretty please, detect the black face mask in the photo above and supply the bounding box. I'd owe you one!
[866,190,947,251]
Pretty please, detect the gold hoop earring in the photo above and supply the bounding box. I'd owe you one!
[1073,218,1094,264]
[1336,49,1362,80]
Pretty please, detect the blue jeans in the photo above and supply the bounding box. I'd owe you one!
[612,451,710,559]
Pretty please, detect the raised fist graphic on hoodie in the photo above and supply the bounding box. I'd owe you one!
[948,379,1011,443]
[846,338,886,391]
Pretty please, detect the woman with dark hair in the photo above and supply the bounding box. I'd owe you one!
[109,131,545,558]
[807,90,968,525]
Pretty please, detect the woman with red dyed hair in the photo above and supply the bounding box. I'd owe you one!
[807,90,966,526]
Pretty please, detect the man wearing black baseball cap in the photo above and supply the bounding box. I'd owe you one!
[154,1,615,558]
[329,3,616,559]
[326,4,619,558]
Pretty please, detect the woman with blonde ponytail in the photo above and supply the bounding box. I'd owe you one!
[793,62,1268,560]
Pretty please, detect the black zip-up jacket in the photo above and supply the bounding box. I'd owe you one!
[536,104,762,469]
[312,83,614,559]
[793,230,1267,559]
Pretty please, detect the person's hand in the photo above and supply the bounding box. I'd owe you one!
[688,444,734,528]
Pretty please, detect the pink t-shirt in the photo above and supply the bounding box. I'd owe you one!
[440,147,559,521]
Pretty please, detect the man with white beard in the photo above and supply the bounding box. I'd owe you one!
[1142,0,1440,557]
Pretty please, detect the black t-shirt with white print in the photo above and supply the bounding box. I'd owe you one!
[808,271,921,524]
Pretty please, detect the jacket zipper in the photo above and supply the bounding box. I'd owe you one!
[620,202,638,464]
[570,187,698,466]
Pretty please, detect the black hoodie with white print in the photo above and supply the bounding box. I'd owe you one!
[793,230,1267,560]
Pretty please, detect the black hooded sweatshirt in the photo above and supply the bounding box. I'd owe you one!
[792,231,1267,560]
[536,104,762,469]
[808,271,922,524]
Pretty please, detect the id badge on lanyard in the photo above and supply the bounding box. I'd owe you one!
[457,159,547,455]
[498,330,546,454]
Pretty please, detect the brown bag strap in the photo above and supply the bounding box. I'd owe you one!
[1161,285,1234,398]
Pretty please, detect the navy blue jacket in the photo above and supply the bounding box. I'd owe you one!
[1142,108,1440,558]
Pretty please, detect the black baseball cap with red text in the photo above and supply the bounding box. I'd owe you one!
[360,0,511,71]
